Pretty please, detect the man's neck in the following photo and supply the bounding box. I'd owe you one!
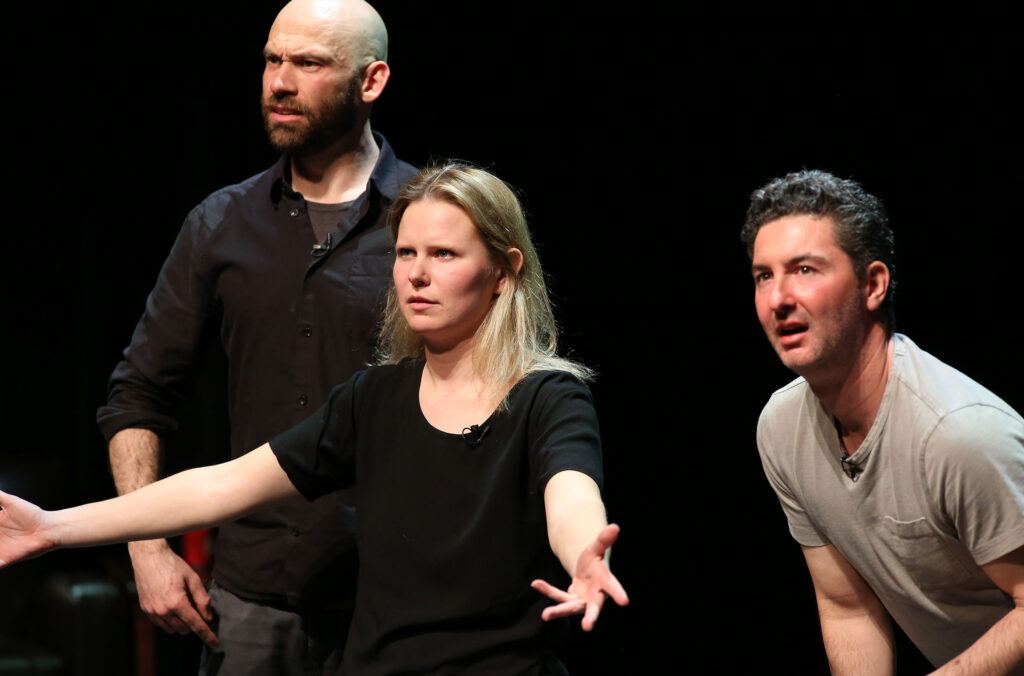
[289,122,379,204]
[809,327,894,455]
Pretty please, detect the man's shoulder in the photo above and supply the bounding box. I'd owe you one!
[370,132,418,198]
[393,156,417,182]
[756,376,822,448]
[191,164,279,216]
[373,154,417,202]
[762,376,813,417]
[172,163,284,246]
[893,334,1021,422]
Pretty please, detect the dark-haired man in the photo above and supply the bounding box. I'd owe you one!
[96,0,416,672]
[744,170,1024,674]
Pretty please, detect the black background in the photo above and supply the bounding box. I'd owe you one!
[3,2,1021,672]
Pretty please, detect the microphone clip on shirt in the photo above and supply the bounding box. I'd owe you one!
[311,232,332,257]
[461,424,491,448]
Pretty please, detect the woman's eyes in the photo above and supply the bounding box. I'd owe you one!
[396,248,456,259]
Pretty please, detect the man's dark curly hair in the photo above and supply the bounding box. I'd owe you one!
[741,169,897,332]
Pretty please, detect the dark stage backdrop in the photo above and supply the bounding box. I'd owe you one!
[3,2,1020,673]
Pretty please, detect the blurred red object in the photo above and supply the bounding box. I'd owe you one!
[182,529,214,583]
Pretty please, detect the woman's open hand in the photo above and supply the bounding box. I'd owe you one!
[531,523,629,631]
[0,491,55,568]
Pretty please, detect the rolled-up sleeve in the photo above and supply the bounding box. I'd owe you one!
[96,204,216,442]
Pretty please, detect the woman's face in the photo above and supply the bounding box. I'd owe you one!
[393,199,505,351]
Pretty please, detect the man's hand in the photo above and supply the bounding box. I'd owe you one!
[109,428,218,648]
[128,539,219,649]
[0,491,55,567]
[532,523,629,631]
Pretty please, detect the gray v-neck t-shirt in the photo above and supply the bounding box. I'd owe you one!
[757,334,1024,666]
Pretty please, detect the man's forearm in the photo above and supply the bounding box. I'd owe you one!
[817,595,895,676]
[109,428,172,557]
[932,607,1024,675]
[109,427,164,494]
[802,545,895,675]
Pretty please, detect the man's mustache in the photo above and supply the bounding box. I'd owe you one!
[262,95,310,117]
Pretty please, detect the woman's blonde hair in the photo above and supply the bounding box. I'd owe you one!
[377,162,592,391]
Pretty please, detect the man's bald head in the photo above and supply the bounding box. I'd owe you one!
[262,0,391,156]
[272,0,388,72]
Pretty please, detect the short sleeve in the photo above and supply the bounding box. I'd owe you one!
[527,373,604,494]
[270,370,366,500]
[923,404,1024,565]
[756,406,829,548]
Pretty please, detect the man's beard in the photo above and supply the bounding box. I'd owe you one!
[262,77,361,156]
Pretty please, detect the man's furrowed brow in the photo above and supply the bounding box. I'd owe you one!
[263,44,337,64]
[292,47,337,62]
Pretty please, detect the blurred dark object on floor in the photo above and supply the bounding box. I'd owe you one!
[0,456,133,676]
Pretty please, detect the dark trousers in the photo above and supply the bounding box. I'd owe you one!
[198,583,351,676]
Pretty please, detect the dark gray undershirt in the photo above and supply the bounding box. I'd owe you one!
[307,199,356,243]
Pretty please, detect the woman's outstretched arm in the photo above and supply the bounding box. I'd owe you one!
[532,469,629,630]
[1,444,296,567]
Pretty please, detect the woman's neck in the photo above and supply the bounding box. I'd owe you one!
[423,337,478,385]
[419,339,508,434]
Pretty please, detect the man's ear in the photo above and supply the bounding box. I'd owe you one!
[863,260,890,312]
[361,61,390,103]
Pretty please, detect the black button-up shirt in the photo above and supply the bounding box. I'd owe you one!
[97,134,417,608]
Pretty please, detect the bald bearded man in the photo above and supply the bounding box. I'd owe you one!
[96,1,416,672]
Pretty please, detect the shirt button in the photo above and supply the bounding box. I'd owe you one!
[302,325,312,337]
[298,394,308,406]
[289,208,300,217]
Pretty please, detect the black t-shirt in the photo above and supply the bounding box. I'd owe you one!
[271,360,603,674]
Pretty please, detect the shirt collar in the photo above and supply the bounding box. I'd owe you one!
[269,131,402,206]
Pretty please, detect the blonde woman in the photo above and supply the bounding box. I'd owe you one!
[1,163,627,674]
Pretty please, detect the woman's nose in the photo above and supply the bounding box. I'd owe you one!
[408,259,428,287]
